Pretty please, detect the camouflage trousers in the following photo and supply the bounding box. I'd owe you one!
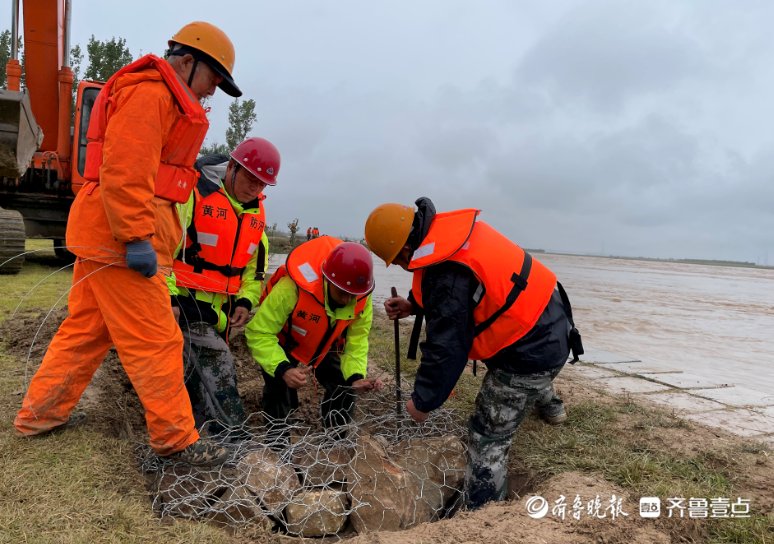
[182,322,247,435]
[465,365,564,509]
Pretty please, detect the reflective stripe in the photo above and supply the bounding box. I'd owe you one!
[198,232,219,247]
[246,242,258,255]
[473,283,484,304]
[412,242,435,261]
[298,262,319,283]
[291,325,308,337]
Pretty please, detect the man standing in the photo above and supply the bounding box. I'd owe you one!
[364,197,583,508]
[15,22,242,466]
[245,239,382,442]
[170,137,280,436]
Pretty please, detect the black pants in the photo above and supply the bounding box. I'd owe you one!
[261,353,355,442]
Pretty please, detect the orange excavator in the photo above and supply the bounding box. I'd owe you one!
[0,0,103,273]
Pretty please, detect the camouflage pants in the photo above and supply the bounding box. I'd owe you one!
[465,365,564,509]
[182,322,247,435]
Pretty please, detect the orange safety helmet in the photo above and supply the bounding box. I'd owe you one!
[169,21,241,97]
[364,203,415,266]
[230,137,281,185]
[322,242,375,296]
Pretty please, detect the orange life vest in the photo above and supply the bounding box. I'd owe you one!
[173,187,266,295]
[83,54,209,203]
[261,237,370,367]
[409,209,557,360]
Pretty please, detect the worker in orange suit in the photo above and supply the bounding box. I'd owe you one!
[14,22,242,466]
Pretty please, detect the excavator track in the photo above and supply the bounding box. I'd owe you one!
[0,208,26,274]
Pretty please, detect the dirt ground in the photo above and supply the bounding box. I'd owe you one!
[4,309,772,543]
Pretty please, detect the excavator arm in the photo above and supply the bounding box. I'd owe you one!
[0,0,103,273]
[1,0,75,178]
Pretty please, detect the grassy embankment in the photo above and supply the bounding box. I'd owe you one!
[0,240,770,543]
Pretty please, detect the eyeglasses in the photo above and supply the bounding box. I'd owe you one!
[239,166,266,187]
[200,62,224,86]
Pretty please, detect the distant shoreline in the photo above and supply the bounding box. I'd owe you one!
[527,249,774,270]
[264,234,772,271]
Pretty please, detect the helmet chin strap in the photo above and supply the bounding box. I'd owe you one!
[228,164,239,199]
[187,59,199,88]
[325,281,346,310]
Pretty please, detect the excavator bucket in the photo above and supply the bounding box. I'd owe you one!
[0,89,44,179]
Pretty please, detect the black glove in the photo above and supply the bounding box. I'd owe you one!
[125,239,157,278]
[569,327,584,363]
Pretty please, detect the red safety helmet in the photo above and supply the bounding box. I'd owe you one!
[229,137,281,186]
[322,242,375,296]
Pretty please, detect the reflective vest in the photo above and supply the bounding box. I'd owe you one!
[261,237,370,367]
[409,209,557,360]
[83,54,209,203]
[173,187,266,295]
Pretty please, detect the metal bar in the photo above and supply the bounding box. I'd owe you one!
[391,286,401,416]
[11,0,19,60]
[63,0,71,68]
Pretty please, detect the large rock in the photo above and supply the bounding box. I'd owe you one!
[236,447,302,516]
[207,485,273,528]
[347,435,468,533]
[153,464,222,519]
[392,435,467,524]
[285,489,348,536]
[347,435,409,533]
[292,444,353,488]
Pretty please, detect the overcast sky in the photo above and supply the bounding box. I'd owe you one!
[62,0,774,264]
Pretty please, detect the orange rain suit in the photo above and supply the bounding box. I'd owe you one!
[14,64,205,455]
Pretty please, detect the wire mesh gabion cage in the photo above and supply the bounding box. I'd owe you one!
[138,385,468,537]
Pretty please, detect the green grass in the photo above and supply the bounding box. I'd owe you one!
[0,425,240,544]
[0,399,242,544]
[508,397,771,543]
[709,517,774,544]
[0,240,73,320]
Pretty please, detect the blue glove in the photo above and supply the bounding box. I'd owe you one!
[125,239,157,278]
